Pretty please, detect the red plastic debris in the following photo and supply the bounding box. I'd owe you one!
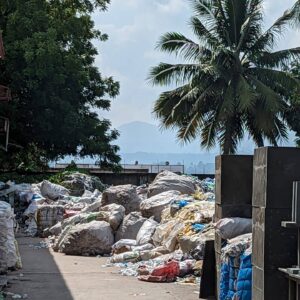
[138,260,180,283]
[64,210,80,219]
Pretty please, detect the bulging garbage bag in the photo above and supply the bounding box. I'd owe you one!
[147,171,197,198]
[115,212,146,241]
[59,221,114,255]
[215,218,252,240]
[112,239,137,254]
[101,185,141,214]
[136,217,158,246]
[100,203,125,231]
[36,205,65,232]
[49,222,62,236]
[40,180,69,200]
[140,190,181,222]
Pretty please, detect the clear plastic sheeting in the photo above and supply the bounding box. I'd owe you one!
[0,201,21,272]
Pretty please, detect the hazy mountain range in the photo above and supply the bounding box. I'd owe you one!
[58,121,296,174]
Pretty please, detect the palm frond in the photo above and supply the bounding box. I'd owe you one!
[148,63,199,86]
[156,32,211,61]
[255,47,300,68]
[253,7,297,51]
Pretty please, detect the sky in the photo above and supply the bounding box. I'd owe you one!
[93,0,300,128]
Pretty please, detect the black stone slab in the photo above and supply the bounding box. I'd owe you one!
[215,155,253,207]
[252,147,300,300]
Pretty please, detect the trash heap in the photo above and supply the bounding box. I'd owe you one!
[5,170,217,286]
[100,171,217,284]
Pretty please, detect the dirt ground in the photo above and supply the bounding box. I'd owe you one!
[5,237,203,300]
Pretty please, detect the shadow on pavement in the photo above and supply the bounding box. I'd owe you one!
[6,235,73,300]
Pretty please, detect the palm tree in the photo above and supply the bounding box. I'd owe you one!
[149,0,300,154]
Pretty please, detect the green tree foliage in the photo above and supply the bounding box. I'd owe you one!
[149,0,300,154]
[0,0,121,169]
[286,61,300,146]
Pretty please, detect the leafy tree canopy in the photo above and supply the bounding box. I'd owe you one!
[149,0,300,154]
[0,0,121,170]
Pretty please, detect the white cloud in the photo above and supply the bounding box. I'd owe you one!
[93,0,300,128]
[155,0,187,14]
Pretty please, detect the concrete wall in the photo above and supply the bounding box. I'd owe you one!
[214,155,253,299]
[252,147,299,300]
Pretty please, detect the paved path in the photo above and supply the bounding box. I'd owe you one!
[6,237,202,300]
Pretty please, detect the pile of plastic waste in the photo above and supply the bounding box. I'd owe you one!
[2,170,217,286]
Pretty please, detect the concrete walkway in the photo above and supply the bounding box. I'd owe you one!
[6,237,202,300]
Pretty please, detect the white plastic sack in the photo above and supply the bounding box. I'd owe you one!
[115,212,147,241]
[215,218,252,240]
[23,202,39,217]
[100,204,125,231]
[132,243,154,252]
[40,180,70,200]
[136,217,158,246]
[147,170,197,197]
[112,239,137,254]
[101,185,141,214]
[58,221,114,255]
[0,201,18,269]
[81,199,102,213]
[49,222,62,236]
[140,190,181,222]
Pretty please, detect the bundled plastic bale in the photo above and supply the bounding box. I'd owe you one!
[40,180,69,200]
[61,172,106,196]
[110,251,141,264]
[100,204,125,231]
[101,185,141,214]
[31,183,42,194]
[140,190,181,222]
[115,212,147,241]
[49,222,62,236]
[81,199,102,214]
[163,222,185,252]
[175,201,215,224]
[147,170,197,197]
[136,217,158,246]
[132,243,154,252]
[0,201,10,272]
[59,221,114,255]
[36,205,65,232]
[112,239,137,254]
[215,218,252,240]
[178,225,215,255]
[0,201,20,271]
[139,246,170,261]
[53,225,72,252]
[151,220,184,252]
[152,220,178,247]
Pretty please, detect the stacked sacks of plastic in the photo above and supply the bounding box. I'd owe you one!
[51,184,147,256]
[53,204,126,255]
[0,201,22,275]
[216,217,253,300]
[18,177,104,236]
[19,181,68,236]
[107,171,216,284]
